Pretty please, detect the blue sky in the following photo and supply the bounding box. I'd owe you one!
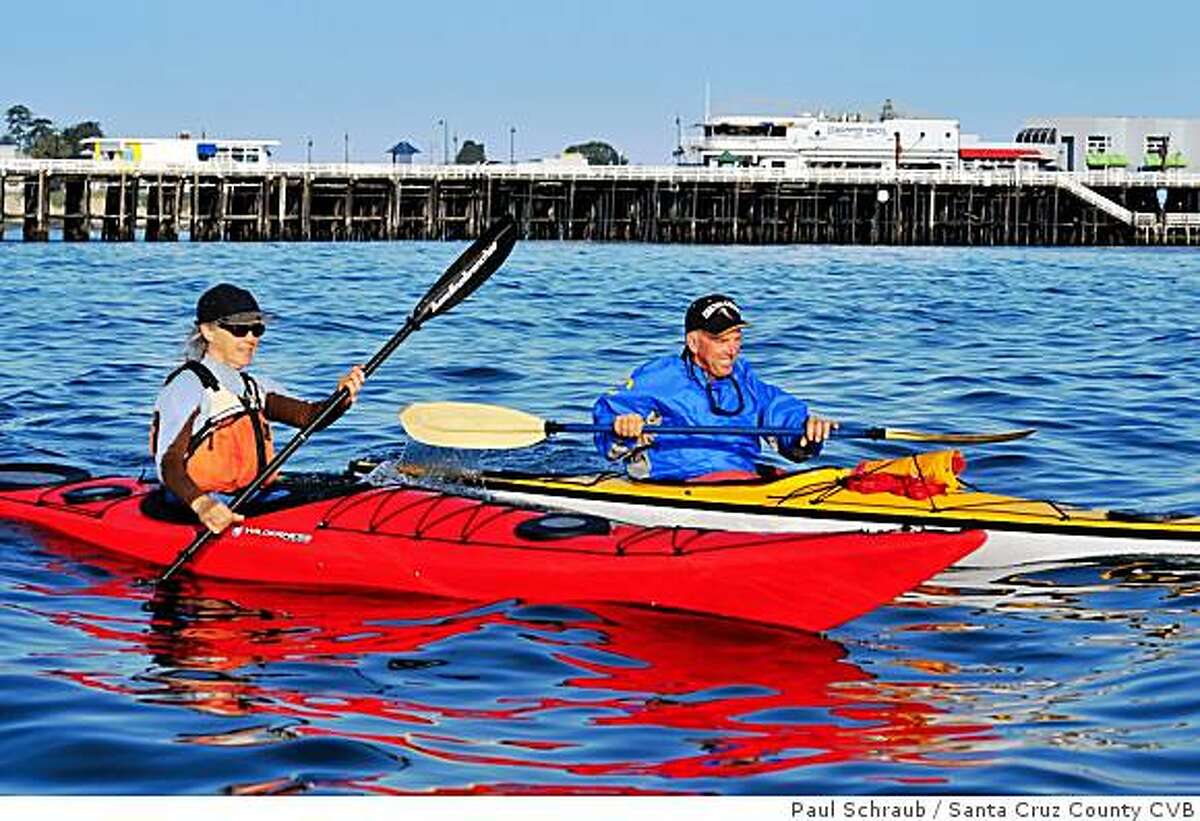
[5,0,1197,163]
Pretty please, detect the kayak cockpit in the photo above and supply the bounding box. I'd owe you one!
[138,471,369,524]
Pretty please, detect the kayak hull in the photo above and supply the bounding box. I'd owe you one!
[0,473,985,632]
[471,468,1200,569]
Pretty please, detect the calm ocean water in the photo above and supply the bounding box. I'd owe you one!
[1,239,1199,795]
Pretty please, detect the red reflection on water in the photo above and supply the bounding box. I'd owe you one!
[29,536,995,791]
[301,606,994,782]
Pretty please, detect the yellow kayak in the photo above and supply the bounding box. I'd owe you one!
[458,452,1200,569]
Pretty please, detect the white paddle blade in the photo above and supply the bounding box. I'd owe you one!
[399,402,549,449]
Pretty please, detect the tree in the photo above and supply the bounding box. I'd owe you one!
[59,120,103,157]
[26,117,57,157]
[4,104,32,150]
[455,139,486,164]
[2,105,104,157]
[564,140,627,166]
[29,134,64,158]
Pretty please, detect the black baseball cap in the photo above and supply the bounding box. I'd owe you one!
[684,294,748,336]
[196,283,263,324]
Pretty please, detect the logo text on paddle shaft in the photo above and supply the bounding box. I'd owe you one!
[230,525,313,544]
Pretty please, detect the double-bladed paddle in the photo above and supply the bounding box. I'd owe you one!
[398,401,1035,450]
[155,215,519,584]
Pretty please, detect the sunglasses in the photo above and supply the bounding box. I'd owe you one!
[217,321,266,338]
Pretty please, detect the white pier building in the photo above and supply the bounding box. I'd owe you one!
[686,112,1053,171]
[80,136,280,166]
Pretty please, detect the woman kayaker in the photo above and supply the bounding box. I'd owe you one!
[150,283,364,534]
[593,294,835,481]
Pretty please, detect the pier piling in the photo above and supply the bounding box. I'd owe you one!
[2,160,1197,245]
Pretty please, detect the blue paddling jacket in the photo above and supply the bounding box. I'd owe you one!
[593,350,813,480]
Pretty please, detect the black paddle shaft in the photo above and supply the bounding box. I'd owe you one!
[155,216,517,584]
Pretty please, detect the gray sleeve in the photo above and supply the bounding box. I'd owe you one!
[153,371,203,467]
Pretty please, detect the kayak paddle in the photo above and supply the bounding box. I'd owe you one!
[398,401,1035,450]
[154,215,519,584]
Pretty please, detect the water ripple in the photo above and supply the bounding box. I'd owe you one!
[2,243,1200,794]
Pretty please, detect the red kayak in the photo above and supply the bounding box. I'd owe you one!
[0,464,985,631]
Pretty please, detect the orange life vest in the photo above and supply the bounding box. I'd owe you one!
[153,361,276,493]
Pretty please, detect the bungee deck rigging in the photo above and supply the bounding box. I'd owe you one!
[452,452,1200,568]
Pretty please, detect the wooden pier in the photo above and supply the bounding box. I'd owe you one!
[3,159,1200,245]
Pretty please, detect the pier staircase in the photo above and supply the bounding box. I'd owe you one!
[1056,176,1139,226]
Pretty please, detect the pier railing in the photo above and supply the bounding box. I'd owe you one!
[5,158,1200,188]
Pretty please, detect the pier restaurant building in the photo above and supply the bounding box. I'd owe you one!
[687,113,1054,171]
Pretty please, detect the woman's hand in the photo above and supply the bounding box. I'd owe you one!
[190,494,244,534]
[338,365,366,403]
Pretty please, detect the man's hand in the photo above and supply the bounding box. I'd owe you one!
[613,413,646,439]
[799,415,837,447]
[190,494,245,535]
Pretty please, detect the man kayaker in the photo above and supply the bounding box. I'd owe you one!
[593,294,834,481]
[150,283,365,534]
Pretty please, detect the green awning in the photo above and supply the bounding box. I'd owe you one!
[1086,152,1128,168]
[1143,152,1187,169]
